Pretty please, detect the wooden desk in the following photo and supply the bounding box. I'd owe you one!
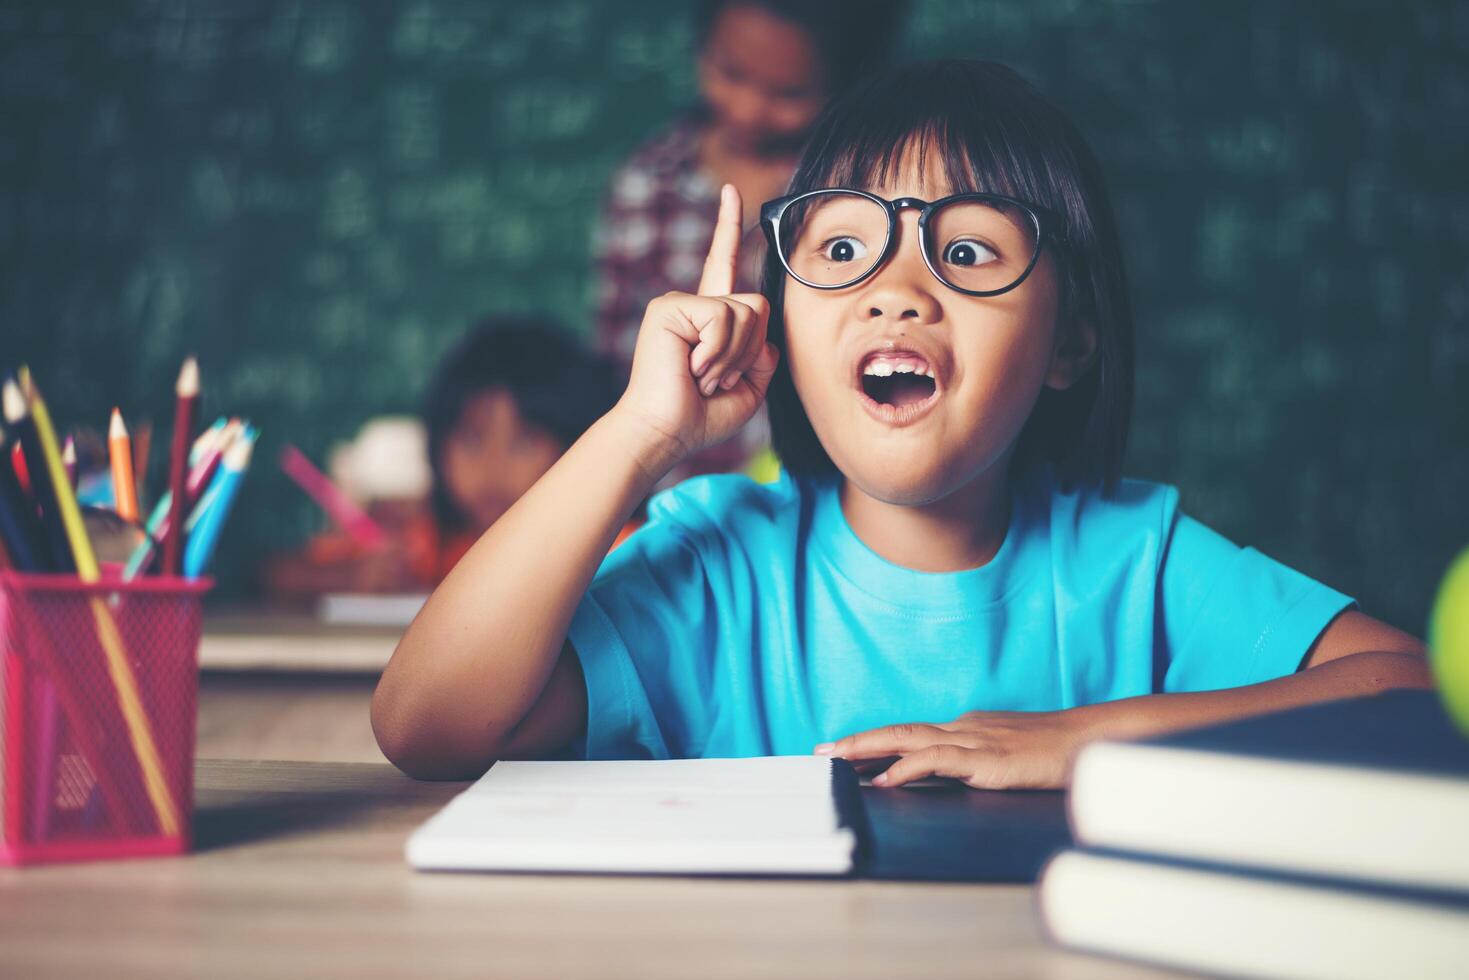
[201,612,398,673]
[197,611,395,764]
[0,760,1188,980]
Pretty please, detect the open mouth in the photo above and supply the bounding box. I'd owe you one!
[861,368,936,407]
[857,352,939,422]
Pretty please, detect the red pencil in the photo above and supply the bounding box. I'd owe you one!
[131,418,152,511]
[11,440,30,499]
[140,420,241,557]
[161,357,198,576]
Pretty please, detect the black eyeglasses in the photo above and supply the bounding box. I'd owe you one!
[760,189,1059,297]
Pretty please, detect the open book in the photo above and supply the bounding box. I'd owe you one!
[407,756,862,875]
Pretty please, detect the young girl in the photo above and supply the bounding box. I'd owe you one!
[374,60,1430,786]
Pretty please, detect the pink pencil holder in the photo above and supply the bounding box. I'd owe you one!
[0,570,209,865]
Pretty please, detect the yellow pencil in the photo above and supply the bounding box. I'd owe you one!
[21,371,181,836]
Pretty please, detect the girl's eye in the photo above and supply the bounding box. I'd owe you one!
[821,236,868,263]
[942,239,998,267]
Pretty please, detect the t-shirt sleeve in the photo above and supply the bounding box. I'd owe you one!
[565,497,719,760]
[1156,511,1356,693]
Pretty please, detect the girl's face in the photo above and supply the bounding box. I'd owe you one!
[781,157,1094,507]
[442,389,565,533]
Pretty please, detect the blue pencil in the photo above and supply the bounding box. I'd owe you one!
[183,428,255,579]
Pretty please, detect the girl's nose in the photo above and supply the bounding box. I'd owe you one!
[857,216,942,324]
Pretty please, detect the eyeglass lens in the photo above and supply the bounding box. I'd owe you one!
[778,191,1039,293]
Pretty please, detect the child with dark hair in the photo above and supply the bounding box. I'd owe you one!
[266,317,624,597]
[596,1,908,363]
[423,316,628,577]
[378,60,1429,784]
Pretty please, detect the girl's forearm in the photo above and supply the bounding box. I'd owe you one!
[1072,650,1433,745]
[372,408,680,771]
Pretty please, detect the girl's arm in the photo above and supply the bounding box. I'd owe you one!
[1068,610,1429,743]
[372,410,677,779]
[372,186,778,779]
[821,610,1432,789]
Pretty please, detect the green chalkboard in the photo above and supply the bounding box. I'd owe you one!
[2,0,1466,633]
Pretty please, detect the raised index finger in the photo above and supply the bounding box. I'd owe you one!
[697,183,743,297]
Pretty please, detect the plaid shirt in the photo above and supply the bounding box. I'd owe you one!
[594,116,769,480]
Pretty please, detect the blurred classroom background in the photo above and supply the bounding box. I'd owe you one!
[3,0,1467,635]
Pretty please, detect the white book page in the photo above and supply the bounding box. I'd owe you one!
[408,757,855,872]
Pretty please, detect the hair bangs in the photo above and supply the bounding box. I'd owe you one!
[789,63,1072,214]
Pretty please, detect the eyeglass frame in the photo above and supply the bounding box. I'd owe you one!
[759,188,1062,298]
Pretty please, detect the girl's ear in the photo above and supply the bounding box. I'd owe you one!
[1044,317,1098,391]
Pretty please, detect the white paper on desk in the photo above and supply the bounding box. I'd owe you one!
[317,592,428,626]
[406,756,856,875]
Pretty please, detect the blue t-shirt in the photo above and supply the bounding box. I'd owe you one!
[566,471,1353,760]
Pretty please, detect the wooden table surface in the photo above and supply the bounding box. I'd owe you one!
[200,612,399,673]
[0,759,1190,980]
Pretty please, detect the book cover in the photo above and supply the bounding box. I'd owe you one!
[1069,690,1469,891]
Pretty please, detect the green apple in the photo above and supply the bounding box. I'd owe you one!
[1429,546,1469,737]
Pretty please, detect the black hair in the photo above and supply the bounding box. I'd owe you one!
[693,1,908,94]
[763,59,1135,495]
[423,315,621,530]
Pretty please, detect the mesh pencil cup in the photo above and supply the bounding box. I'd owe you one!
[0,569,208,865]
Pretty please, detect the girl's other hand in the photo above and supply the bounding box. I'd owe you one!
[612,184,780,472]
[814,709,1097,790]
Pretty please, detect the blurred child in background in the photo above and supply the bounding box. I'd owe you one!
[423,316,627,579]
[265,316,622,597]
[594,0,906,480]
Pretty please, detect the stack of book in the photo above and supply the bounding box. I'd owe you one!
[1039,689,1469,979]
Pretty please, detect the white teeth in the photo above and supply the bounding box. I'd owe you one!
[862,357,934,378]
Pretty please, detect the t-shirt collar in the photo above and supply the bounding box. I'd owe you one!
[807,471,1046,616]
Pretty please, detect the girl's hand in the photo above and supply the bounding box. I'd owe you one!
[814,709,1099,790]
[612,184,780,472]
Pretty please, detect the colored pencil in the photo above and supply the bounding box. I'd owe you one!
[278,443,386,548]
[123,419,240,580]
[23,375,181,837]
[0,418,47,842]
[161,357,198,577]
[0,423,47,573]
[11,439,31,499]
[0,457,46,574]
[10,371,70,843]
[61,436,77,490]
[109,408,139,522]
[183,427,256,578]
[180,421,246,526]
[130,418,152,510]
[2,378,73,573]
